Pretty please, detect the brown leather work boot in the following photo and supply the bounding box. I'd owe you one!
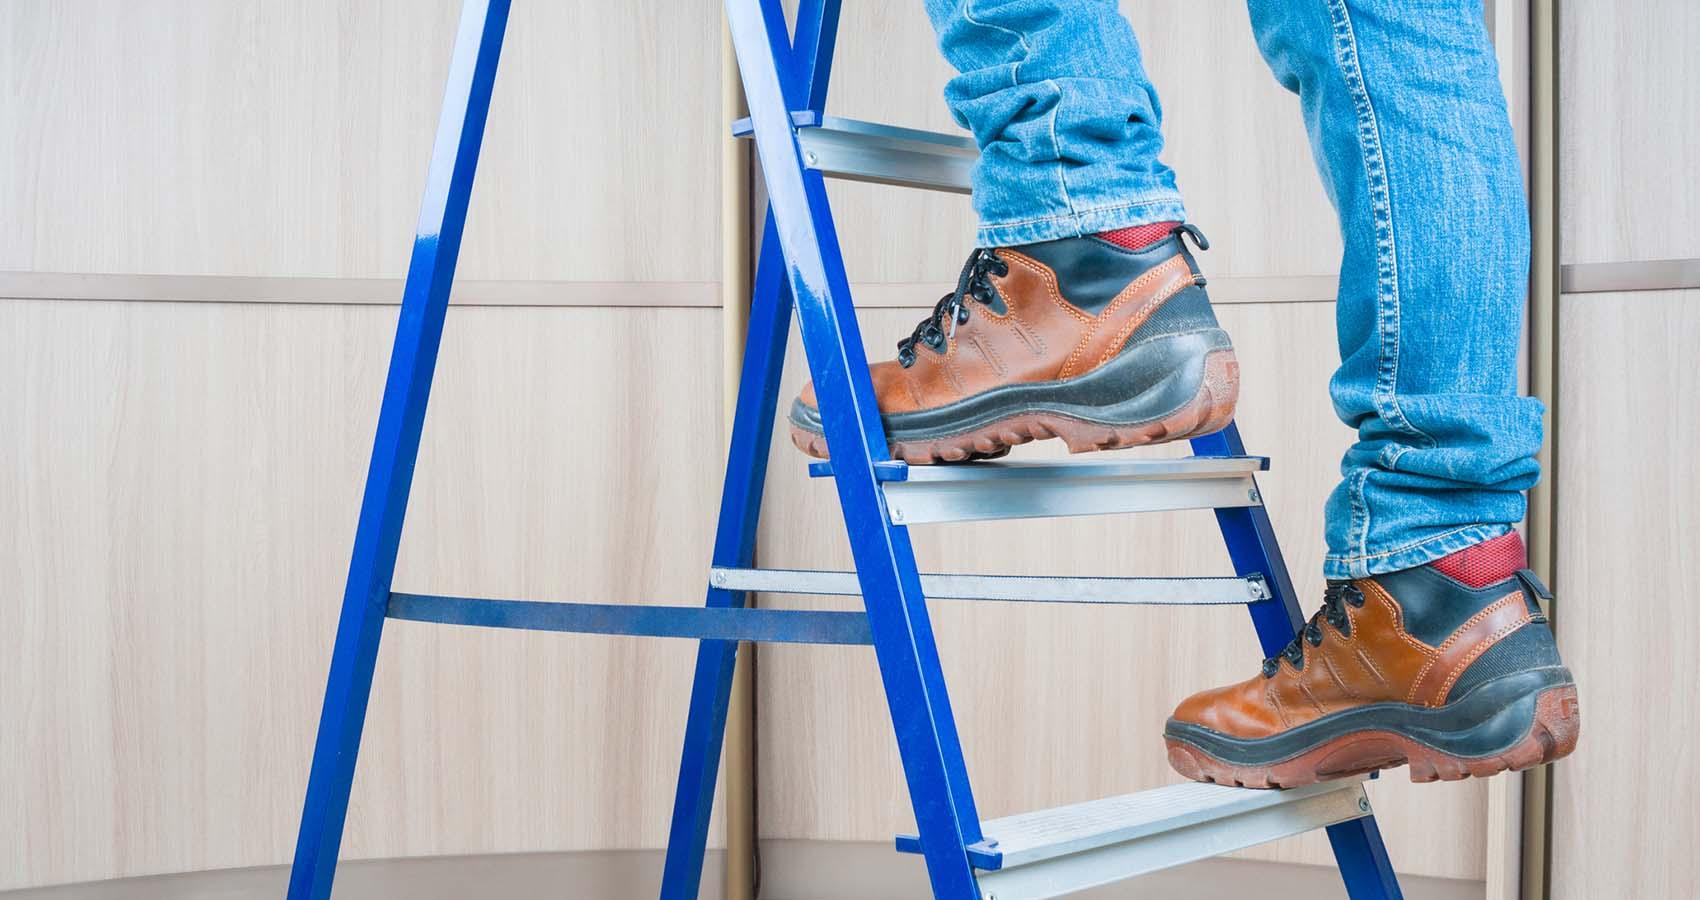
[788,224,1238,463]
[1164,532,1580,788]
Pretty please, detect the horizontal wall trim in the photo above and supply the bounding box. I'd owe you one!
[1561,258,1700,294]
[0,271,720,308]
[13,262,1693,311]
[0,271,1338,309]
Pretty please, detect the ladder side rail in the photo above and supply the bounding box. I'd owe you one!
[285,3,512,898]
[725,3,986,899]
[658,218,797,900]
[1192,423,1405,900]
[659,1,841,895]
[790,0,841,115]
[1189,425,1307,652]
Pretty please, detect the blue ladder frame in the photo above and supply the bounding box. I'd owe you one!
[283,1,1406,898]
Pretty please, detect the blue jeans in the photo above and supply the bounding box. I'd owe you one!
[922,0,1543,578]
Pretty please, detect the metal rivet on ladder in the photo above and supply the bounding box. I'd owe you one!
[1358,796,1371,813]
[804,150,819,166]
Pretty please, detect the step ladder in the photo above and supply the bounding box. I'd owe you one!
[284,0,1407,898]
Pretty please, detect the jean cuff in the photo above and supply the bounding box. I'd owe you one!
[1323,523,1514,580]
[977,197,1189,247]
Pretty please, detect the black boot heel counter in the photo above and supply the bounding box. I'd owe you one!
[1446,620,1566,703]
[1119,283,1223,353]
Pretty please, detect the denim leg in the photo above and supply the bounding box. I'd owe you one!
[923,0,1188,246]
[1244,0,1544,578]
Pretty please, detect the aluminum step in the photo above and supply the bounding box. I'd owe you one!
[896,778,1372,900]
[709,567,1269,605]
[809,455,1268,525]
[734,111,975,193]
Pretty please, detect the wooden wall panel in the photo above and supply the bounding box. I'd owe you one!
[0,298,725,890]
[1550,291,1699,899]
[754,300,1488,881]
[817,3,1343,287]
[0,0,722,282]
[1558,0,1700,265]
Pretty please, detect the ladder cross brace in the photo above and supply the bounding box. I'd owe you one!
[387,593,874,644]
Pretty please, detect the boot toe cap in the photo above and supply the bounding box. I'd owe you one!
[1168,676,1284,741]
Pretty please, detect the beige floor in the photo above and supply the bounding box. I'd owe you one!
[3,844,1485,900]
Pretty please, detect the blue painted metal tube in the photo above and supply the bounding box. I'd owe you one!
[790,0,841,114]
[657,3,845,895]
[387,594,874,645]
[726,2,984,898]
[284,2,510,899]
[656,215,795,900]
[1192,423,1404,900]
[1327,805,1406,899]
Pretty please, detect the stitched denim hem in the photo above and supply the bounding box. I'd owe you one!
[977,197,1188,247]
[1323,522,1512,580]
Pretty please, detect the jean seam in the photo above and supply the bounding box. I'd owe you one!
[1325,0,1440,557]
[959,0,1030,85]
[1325,0,1434,448]
[1326,524,1511,577]
[1333,524,1486,562]
[1349,468,1372,562]
[977,197,1184,229]
[1045,78,1080,221]
[960,0,1080,220]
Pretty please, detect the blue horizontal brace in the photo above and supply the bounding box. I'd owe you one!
[386,593,872,645]
[808,459,909,481]
[730,109,823,137]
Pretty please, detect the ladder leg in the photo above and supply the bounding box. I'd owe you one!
[726,2,982,897]
[658,217,794,900]
[1327,810,1405,899]
[657,3,845,895]
[284,3,510,898]
[1193,423,1405,900]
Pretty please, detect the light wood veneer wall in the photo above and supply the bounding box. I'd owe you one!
[1,0,728,891]
[7,0,1695,896]
[1549,2,1700,897]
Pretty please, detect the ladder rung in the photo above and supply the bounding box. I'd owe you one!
[812,456,1268,525]
[386,593,873,645]
[896,778,1370,900]
[734,110,975,193]
[709,567,1269,605]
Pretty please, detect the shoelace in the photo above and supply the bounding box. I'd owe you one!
[1262,581,1366,677]
[897,248,1009,368]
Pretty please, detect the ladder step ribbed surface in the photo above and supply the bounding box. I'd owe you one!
[734,111,976,193]
[897,779,1370,900]
[811,455,1269,525]
[709,567,1269,605]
